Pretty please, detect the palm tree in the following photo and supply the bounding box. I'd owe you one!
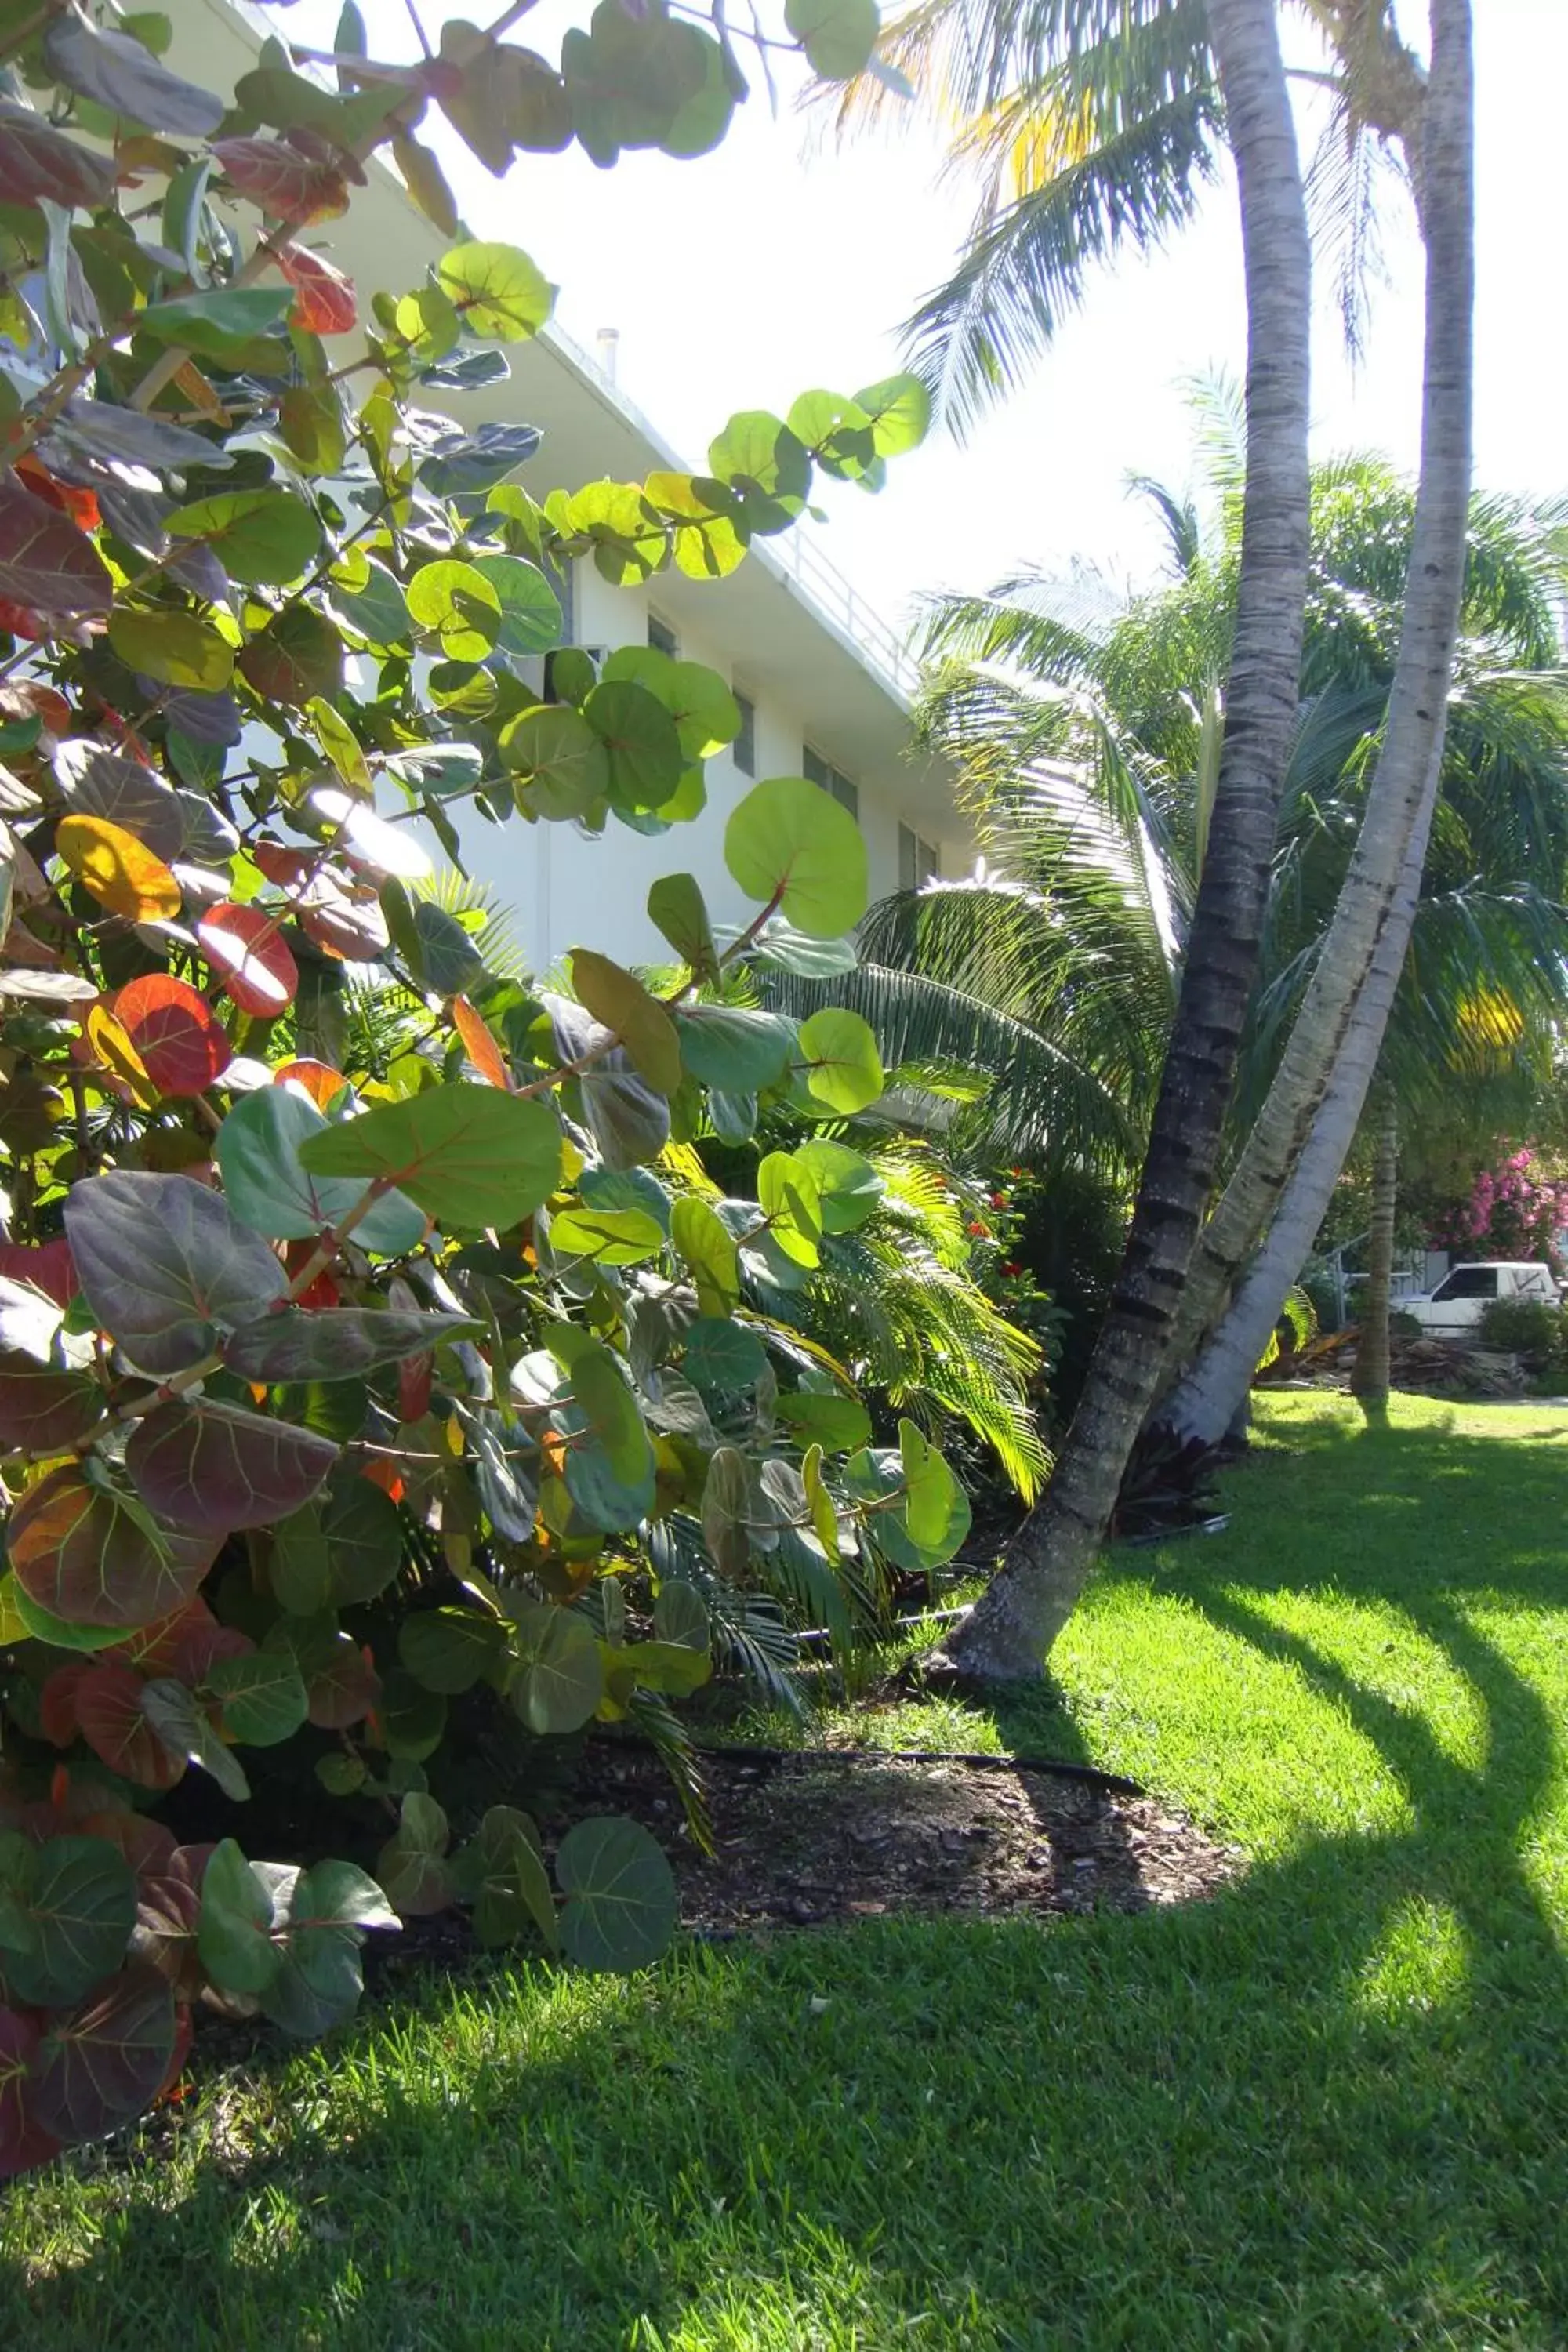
[811,451,1568,1449]
[833,1,1476,1674]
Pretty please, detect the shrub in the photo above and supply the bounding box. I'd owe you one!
[0,0,952,2176]
[1477,1295,1564,1363]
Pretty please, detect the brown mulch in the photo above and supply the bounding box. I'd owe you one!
[551,1742,1241,1934]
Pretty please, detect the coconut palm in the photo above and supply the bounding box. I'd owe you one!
[841,0,1465,1671]
[806,449,1568,1436]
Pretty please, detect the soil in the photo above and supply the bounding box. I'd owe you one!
[539,1739,1241,1936]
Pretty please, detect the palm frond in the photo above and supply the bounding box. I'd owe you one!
[416,868,530,982]
[906,73,1222,433]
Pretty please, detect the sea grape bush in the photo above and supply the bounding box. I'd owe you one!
[0,0,964,2176]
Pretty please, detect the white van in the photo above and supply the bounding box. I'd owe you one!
[1402,1261,1560,1336]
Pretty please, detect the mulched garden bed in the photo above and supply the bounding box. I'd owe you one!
[542,1740,1241,1935]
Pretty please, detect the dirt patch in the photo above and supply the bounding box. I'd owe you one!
[557,1743,1241,1933]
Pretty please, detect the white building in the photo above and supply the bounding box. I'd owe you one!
[177,1,967,971]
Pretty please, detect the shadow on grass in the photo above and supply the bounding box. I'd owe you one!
[6,1405,1568,2350]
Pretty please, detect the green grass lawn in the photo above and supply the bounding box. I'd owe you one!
[5,1392,1568,2350]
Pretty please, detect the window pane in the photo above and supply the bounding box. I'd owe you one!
[829,771,858,820]
[733,691,756,776]
[898,822,916,892]
[648,613,678,658]
[1434,1268,1497,1299]
[803,744,829,789]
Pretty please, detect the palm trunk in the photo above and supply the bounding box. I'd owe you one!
[1154,0,1475,1392]
[1351,1086,1399,1416]
[1160,775,1432,1446]
[941,0,1311,1682]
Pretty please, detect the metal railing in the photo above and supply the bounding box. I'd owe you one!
[766,526,921,702]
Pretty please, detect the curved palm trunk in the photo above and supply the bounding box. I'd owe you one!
[1161,780,1432,1445]
[942,0,1311,1682]
[1350,1087,1399,1417]
[1155,0,1475,1392]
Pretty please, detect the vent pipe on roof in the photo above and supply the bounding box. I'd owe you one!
[596,327,620,385]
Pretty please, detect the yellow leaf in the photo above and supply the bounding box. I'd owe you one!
[56,815,181,922]
[83,1003,159,1108]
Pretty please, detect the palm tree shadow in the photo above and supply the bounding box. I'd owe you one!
[9,1412,1568,2347]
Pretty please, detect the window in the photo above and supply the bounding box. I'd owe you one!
[648,612,678,658]
[1431,1267,1499,1301]
[898,822,940,891]
[1519,1266,1555,1298]
[804,742,858,819]
[732,690,756,776]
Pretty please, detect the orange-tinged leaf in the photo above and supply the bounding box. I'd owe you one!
[276,241,357,336]
[56,815,180,921]
[197,902,299,1017]
[112,975,232,1097]
[15,456,98,532]
[451,994,511,1089]
[274,1058,345,1109]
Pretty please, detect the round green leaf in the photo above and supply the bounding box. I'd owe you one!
[775,1388,872,1453]
[784,0,877,78]
[757,1150,823,1269]
[670,1194,739,1316]
[399,1606,506,1695]
[107,607,233,692]
[556,1815,677,1972]
[165,488,321,586]
[853,372,932,457]
[469,553,562,655]
[319,1470,405,1606]
[377,1668,448,1763]
[2,1835,136,2007]
[457,1806,557,1951]
[724,777,868,938]
[508,1602,604,1734]
[207,1650,309,1746]
[797,1007,884,1113]
[436,240,554,339]
[673,1004,795,1091]
[501,702,609,818]
[652,1577,709,1649]
[217,1088,427,1253]
[790,1138,883,1231]
[568,1341,655,1485]
[406,560,503,660]
[683,1317,768,1394]
[548,1201,666,1267]
[196,1838,278,1995]
[297,1085,562,1229]
[583,680,684,813]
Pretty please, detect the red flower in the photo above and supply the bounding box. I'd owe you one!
[1002,1261,1022,1277]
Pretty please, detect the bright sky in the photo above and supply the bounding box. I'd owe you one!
[286,1,1566,635]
